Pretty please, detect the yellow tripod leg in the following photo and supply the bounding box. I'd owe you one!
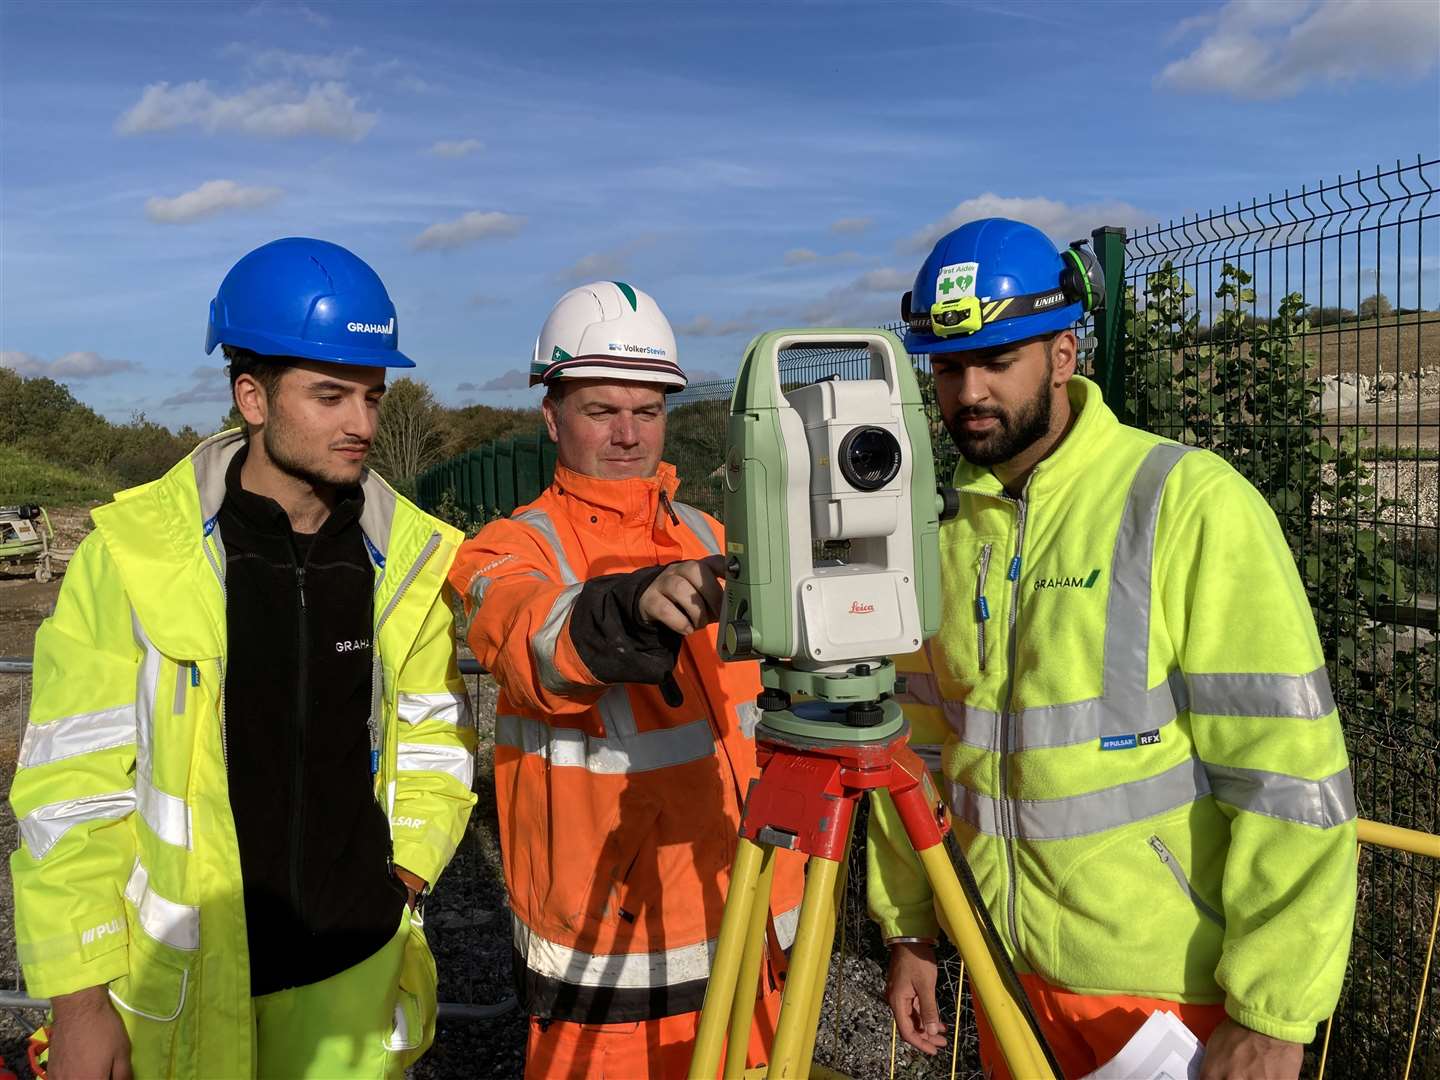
[723,845,777,1080]
[796,834,849,1080]
[916,844,1055,1079]
[692,837,767,1078]
[768,855,841,1077]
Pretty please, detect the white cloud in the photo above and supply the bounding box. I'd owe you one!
[431,138,483,158]
[229,45,361,80]
[831,217,873,235]
[2,350,141,380]
[1159,0,1440,99]
[676,314,765,338]
[116,80,375,140]
[145,179,283,224]
[551,239,655,284]
[902,194,1153,254]
[680,266,912,337]
[162,371,234,408]
[784,249,861,268]
[412,210,526,252]
[246,2,330,27]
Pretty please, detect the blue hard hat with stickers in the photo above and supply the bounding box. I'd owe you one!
[900,217,1104,355]
[205,237,415,368]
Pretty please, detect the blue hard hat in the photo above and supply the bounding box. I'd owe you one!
[901,218,1094,355]
[205,237,414,368]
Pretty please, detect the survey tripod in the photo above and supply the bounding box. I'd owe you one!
[689,692,1059,1079]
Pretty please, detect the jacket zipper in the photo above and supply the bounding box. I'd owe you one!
[291,551,310,925]
[997,483,1030,958]
[202,531,230,770]
[975,544,993,671]
[1148,835,1225,927]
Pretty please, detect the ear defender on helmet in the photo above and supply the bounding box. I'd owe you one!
[1060,241,1105,313]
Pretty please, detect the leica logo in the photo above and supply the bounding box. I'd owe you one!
[849,601,875,614]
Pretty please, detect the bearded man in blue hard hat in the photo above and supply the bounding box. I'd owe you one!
[868,219,1355,1079]
[9,237,477,1079]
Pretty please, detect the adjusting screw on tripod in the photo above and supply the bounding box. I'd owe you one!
[845,701,885,727]
[757,688,791,712]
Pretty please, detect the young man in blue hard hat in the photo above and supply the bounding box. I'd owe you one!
[870,218,1355,1079]
[9,238,476,1079]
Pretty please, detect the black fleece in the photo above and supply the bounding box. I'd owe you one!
[220,447,406,995]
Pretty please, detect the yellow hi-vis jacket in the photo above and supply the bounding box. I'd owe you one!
[9,431,477,1078]
[869,376,1357,1044]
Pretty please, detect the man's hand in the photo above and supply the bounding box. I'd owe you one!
[1200,1019,1302,1080]
[638,556,726,635]
[394,865,427,912]
[885,941,946,1056]
[49,984,132,1080]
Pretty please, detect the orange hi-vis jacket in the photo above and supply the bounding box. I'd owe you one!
[451,462,803,1024]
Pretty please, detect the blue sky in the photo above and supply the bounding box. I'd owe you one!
[2,0,1438,429]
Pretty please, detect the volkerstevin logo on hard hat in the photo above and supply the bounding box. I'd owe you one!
[608,342,669,357]
[347,317,395,335]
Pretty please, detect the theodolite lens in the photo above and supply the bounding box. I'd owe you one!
[838,426,902,491]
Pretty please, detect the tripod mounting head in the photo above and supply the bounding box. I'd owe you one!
[718,329,947,740]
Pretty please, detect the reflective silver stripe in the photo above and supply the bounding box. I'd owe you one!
[773,903,800,949]
[396,742,475,786]
[131,614,190,849]
[461,570,548,637]
[1187,666,1335,719]
[670,501,721,556]
[19,790,136,859]
[945,670,1188,753]
[18,705,136,767]
[532,582,585,695]
[513,509,578,586]
[124,858,199,951]
[397,691,473,728]
[1206,763,1355,828]
[1104,443,1192,703]
[137,771,191,849]
[896,671,942,707]
[496,714,716,774]
[947,757,1209,841]
[514,916,714,988]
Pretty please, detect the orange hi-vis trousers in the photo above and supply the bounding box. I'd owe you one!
[524,986,782,1080]
[975,973,1229,1079]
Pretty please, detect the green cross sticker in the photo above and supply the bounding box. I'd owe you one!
[938,277,956,296]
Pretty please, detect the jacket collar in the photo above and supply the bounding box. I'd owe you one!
[91,428,458,658]
[550,462,681,528]
[951,375,1119,501]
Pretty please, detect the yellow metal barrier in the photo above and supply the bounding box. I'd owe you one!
[1317,818,1439,1080]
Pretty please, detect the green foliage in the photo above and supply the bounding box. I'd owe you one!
[1124,261,1426,803]
[1358,292,1394,319]
[441,403,543,459]
[665,398,729,518]
[1306,305,1356,327]
[0,444,114,504]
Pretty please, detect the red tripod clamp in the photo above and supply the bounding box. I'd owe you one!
[737,723,950,862]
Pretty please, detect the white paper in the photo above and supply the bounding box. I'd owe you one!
[1080,1009,1205,1080]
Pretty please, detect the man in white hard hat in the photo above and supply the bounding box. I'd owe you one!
[450,282,804,1078]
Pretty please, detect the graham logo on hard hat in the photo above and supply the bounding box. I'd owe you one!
[900,219,1105,355]
[529,280,687,392]
[206,237,415,368]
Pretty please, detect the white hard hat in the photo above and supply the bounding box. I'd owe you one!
[529,281,686,392]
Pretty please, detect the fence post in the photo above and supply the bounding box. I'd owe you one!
[1090,225,1128,422]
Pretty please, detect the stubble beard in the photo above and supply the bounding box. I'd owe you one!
[261,412,366,492]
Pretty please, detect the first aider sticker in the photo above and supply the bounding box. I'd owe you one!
[935,262,979,300]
